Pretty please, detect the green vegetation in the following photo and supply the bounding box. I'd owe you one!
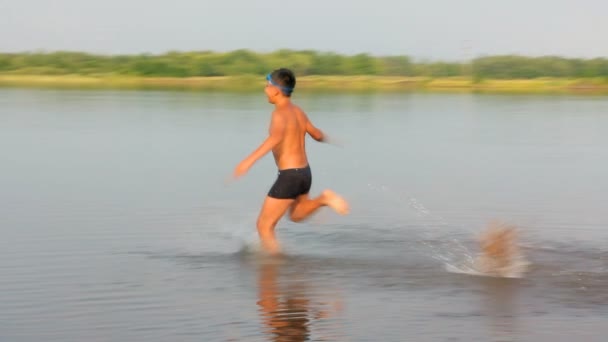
[0,50,607,93]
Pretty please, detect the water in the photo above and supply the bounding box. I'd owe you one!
[1,88,607,341]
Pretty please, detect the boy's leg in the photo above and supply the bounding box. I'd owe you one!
[289,190,349,222]
[257,196,294,254]
[289,193,324,222]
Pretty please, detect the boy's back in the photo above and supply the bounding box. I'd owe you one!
[271,104,314,170]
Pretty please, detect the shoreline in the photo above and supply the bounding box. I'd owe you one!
[1,74,607,95]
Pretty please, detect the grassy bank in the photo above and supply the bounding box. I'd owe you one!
[1,74,607,94]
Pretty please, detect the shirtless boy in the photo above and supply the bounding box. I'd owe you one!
[232,68,349,254]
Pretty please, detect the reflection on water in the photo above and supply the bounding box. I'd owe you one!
[480,278,520,342]
[255,257,344,342]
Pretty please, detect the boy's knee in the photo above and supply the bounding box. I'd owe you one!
[289,212,304,222]
[257,215,276,231]
[256,216,267,230]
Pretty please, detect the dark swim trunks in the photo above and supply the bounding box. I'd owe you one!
[268,165,312,199]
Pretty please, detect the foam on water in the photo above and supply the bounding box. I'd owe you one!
[444,256,531,279]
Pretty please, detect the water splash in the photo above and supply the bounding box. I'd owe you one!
[446,221,531,279]
[366,182,531,278]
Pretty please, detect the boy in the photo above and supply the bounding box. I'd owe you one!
[232,68,349,254]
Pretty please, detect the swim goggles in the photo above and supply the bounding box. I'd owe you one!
[266,73,293,95]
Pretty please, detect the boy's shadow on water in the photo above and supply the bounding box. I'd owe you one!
[251,255,345,342]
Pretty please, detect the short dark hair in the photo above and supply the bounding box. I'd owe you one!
[270,68,296,96]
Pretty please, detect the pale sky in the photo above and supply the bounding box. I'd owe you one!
[1,0,606,60]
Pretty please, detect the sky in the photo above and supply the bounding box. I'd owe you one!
[1,0,606,61]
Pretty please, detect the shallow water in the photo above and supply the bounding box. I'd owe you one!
[1,89,607,341]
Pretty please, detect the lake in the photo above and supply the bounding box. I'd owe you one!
[1,88,607,341]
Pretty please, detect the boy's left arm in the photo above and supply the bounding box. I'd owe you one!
[233,112,285,178]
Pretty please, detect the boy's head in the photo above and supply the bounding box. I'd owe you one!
[265,68,296,103]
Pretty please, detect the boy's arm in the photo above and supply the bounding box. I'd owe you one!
[306,121,325,142]
[303,111,325,142]
[233,112,285,178]
[308,119,343,146]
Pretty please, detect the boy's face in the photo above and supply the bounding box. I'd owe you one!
[264,80,282,104]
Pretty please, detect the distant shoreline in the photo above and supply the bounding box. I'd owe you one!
[1,75,607,95]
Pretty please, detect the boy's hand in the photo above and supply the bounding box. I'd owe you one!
[321,134,344,147]
[232,160,252,179]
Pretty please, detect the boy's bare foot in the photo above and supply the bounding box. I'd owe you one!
[321,190,350,215]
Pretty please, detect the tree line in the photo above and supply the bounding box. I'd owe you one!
[1,50,607,79]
